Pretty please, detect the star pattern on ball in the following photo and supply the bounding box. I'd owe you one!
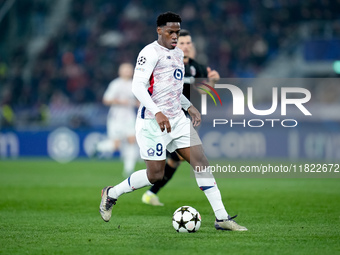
[178,206,190,214]
[137,56,146,65]
[176,217,189,230]
[191,214,200,225]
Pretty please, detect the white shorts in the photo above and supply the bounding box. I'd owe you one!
[135,113,202,160]
[107,118,135,140]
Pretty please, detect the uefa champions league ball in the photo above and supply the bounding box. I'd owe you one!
[172,206,201,233]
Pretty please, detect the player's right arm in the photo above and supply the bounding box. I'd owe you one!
[102,80,129,106]
[132,46,171,133]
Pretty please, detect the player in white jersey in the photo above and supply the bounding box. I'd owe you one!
[141,29,221,206]
[95,63,139,177]
[99,11,247,231]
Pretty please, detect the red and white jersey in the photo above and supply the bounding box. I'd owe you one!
[133,41,184,119]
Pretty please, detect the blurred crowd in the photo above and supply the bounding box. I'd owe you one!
[1,0,340,128]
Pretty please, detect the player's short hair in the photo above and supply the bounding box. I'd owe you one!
[179,29,191,37]
[156,11,182,27]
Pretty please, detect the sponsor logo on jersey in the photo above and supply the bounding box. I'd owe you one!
[136,67,145,72]
[174,69,183,80]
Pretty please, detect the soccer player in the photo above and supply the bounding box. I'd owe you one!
[99,11,247,231]
[94,63,139,177]
[141,29,220,206]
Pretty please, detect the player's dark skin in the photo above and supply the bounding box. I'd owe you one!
[145,22,209,184]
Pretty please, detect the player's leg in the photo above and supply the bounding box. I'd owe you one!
[151,151,181,194]
[110,159,165,199]
[176,146,228,219]
[95,118,120,156]
[100,160,165,222]
[95,139,119,155]
[176,145,247,231]
[122,136,138,177]
[99,117,168,222]
[142,151,180,206]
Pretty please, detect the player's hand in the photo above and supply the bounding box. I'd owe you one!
[155,112,171,133]
[207,67,220,82]
[187,105,201,127]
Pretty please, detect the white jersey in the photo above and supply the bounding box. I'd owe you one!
[133,41,184,119]
[103,77,136,121]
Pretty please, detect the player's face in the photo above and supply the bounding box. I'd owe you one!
[177,35,193,58]
[157,22,181,50]
[119,63,133,80]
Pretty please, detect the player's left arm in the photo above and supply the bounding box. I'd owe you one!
[187,105,201,127]
[181,94,201,127]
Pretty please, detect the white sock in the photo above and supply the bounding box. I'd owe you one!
[194,169,229,220]
[146,190,155,196]
[122,143,138,176]
[97,139,115,153]
[108,169,152,199]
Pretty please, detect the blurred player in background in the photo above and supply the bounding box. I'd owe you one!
[94,63,139,177]
[99,12,247,231]
[142,29,220,206]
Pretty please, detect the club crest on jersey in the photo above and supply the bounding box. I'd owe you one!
[173,69,183,80]
[147,148,155,156]
[137,56,146,65]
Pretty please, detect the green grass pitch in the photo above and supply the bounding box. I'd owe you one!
[0,160,339,255]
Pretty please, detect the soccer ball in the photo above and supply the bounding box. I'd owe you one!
[172,206,201,233]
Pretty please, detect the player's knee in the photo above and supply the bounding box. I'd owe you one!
[148,174,163,184]
[147,169,164,184]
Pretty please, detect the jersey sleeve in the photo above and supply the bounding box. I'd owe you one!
[132,45,161,116]
[133,46,158,79]
[180,94,192,111]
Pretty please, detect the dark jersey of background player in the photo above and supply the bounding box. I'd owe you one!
[180,29,220,103]
[182,58,207,100]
